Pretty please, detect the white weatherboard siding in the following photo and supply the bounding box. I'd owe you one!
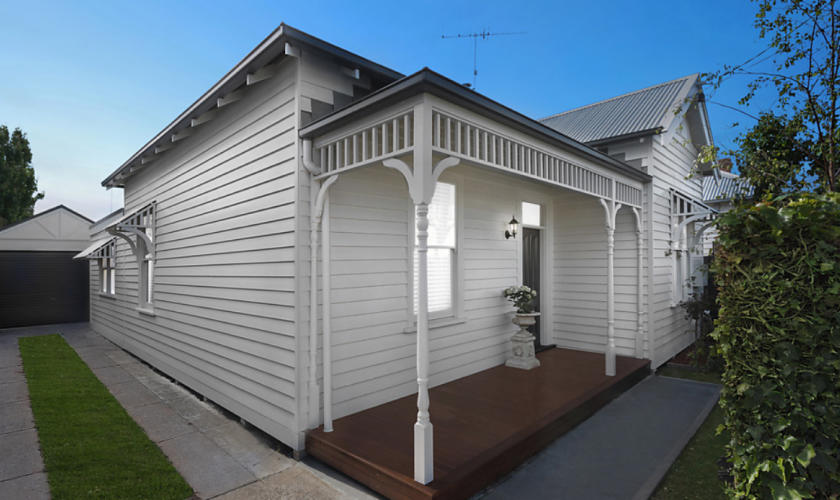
[552,191,642,357]
[650,125,702,367]
[89,59,301,447]
[294,49,378,434]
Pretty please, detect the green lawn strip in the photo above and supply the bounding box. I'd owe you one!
[651,366,729,500]
[18,335,193,500]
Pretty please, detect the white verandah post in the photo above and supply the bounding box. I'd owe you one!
[599,180,622,377]
[383,98,458,485]
[632,207,644,359]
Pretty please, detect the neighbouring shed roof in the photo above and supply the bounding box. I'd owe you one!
[703,171,754,202]
[540,74,700,144]
[0,205,93,252]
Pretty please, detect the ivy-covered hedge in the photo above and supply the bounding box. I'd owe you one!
[712,194,840,499]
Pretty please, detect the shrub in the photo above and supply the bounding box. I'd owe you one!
[711,193,840,498]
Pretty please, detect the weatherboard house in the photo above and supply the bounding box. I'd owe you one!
[77,25,717,497]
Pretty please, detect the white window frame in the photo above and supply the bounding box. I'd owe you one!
[406,178,464,328]
[99,240,116,296]
[137,212,155,313]
[670,189,711,306]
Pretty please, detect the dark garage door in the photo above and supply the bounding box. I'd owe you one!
[0,251,89,329]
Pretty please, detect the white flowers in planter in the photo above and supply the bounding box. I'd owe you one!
[503,285,538,314]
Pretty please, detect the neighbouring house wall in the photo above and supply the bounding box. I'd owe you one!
[552,190,642,357]
[323,163,574,419]
[88,58,301,447]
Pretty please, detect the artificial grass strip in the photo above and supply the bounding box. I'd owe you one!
[18,335,193,500]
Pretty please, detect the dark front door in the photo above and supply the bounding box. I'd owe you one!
[522,228,542,349]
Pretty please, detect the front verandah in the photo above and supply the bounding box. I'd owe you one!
[307,348,650,500]
[299,70,652,486]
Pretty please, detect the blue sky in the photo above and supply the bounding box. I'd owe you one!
[0,0,770,220]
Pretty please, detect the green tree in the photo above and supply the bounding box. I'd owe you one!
[735,113,810,198]
[705,0,839,193]
[0,125,44,227]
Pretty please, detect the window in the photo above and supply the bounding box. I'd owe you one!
[140,213,154,309]
[521,201,541,226]
[99,241,116,295]
[413,182,456,317]
[671,189,708,304]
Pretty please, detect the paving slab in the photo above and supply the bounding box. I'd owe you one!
[78,352,118,369]
[0,381,29,405]
[0,346,21,369]
[0,428,44,481]
[121,360,156,379]
[205,421,295,479]
[158,431,255,499]
[167,395,230,433]
[127,402,194,443]
[0,472,50,500]
[91,365,134,385]
[108,379,161,409]
[0,400,34,435]
[478,376,721,500]
[105,348,136,365]
[140,376,193,401]
[0,366,25,384]
[215,465,344,500]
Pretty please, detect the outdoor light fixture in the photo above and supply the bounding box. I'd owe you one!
[505,215,519,239]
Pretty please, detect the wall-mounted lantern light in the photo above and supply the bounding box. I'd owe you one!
[505,215,519,239]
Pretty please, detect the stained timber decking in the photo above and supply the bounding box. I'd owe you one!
[307,348,651,500]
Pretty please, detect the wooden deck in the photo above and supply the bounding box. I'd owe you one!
[307,348,650,500]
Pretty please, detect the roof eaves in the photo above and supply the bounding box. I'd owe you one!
[101,24,404,188]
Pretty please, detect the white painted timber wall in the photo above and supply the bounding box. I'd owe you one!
[322,163,587,419]
[88,58,301,447]
[649,124,702,367]
[552,190,643,357]
[293,48,377,437]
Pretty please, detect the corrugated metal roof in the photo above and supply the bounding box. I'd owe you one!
[702,172,754,202]
[540,74,698,144]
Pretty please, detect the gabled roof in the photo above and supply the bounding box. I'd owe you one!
[101,24,403,188]
[702,171,754,202]
[0,205,92,233]
[540,74,701,144]
[0,205,93,252]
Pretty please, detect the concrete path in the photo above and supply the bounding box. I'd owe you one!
[3,322,720,500]
[1,323,376,500]
[0,326,53,500]
[476,375,721,500]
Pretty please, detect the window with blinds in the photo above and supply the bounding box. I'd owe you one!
[414,182,456,317]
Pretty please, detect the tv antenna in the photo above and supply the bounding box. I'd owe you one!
[441,29,525,89]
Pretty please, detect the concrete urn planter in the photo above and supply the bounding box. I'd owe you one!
[505,312,541,370]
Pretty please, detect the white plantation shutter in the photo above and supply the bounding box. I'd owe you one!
[414,182,456,315]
